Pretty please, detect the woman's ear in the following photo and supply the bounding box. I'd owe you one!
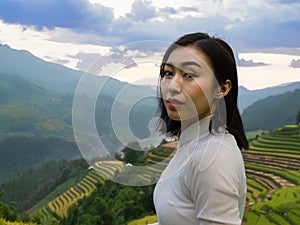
[215,79,232,99]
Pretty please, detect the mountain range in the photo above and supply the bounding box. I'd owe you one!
[2,43,299,110]
[238,82,300,112]
[0,43,299,181]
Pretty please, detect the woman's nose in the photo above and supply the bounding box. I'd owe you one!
[168,73,182,94]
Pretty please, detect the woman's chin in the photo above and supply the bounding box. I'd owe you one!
[168,113,194,122]
[167,111,181,121]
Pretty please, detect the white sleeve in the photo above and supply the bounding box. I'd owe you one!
[186,140,244,225]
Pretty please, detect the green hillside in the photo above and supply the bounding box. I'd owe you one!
[0,159,87,212]
[0,73,46,104]
[0,103,73,140]
[28,160,156,225]
[0,44,81,93]
[238,82,300,112]
[0,73,82,182]
[0,136,82,182]
[0,72,158,182]
[242,89,300,131]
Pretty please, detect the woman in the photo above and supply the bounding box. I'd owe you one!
[153,32,248,225]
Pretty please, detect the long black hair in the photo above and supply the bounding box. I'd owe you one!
[158,32,248,150]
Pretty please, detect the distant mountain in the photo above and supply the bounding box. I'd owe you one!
[239,82,300,112]
[242,89,300,131]
[0,44,81,93]
[0,75,80,181]
[0,73,46,104]
[0,44,157,101]
[0,159,87,212]
[0,136,81,182]
[2,43,299,111]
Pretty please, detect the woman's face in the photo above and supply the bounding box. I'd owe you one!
[160,46,217,124]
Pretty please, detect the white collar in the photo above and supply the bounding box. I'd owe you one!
[179,115,212,146]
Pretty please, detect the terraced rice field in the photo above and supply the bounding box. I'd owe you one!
[36,160,124,222]
[0,218,36,225]
[136,145,175,183]
[242,125,300,224]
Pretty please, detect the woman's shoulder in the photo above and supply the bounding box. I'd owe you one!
[190,132,243,172]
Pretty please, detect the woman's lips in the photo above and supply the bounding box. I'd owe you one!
[166,99,184,109]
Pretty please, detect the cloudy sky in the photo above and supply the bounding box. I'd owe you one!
[0,0,300,89]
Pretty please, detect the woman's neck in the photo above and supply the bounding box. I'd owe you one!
[178,115,212,145]
[180,114,212,133]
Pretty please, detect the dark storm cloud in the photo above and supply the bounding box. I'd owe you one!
[159,7,177,15]
[238,58,269,67]
[69,49,138,72]
[1,0,300,50]
[157,6,198,18]
[128,0,157,22]
[274,0,300,3]
[0,0,114,31]
[179,6,199,12]
[290,59,300,68]
[228,19,300,49]
[110,14,231,45]
[69,52,102,71]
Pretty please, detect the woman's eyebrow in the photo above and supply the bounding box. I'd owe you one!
[164,61,202,68]
[181,61,202,68]
[164,62,175,68]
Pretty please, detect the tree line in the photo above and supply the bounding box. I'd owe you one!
[59,181,155,225]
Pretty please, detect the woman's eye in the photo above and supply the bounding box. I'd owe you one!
[183,72,197,79]
[162,71,173,78]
